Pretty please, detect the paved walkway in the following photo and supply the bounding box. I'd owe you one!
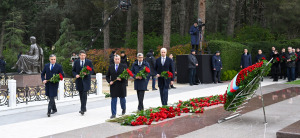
[0,78,291,138]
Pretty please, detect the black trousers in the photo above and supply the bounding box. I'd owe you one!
[280,63,287,79]
[192,45,199,54]
[213,70,221,83]
[48,97,57,113]
[79,91,87,112]
[189,68,196,85]
[137,90,145,110]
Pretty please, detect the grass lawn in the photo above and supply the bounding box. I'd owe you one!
[286,80,300,84]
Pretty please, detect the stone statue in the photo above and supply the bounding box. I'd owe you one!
[12,36,44,74]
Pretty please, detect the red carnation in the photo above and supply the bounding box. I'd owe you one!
[276,57,280,62]
[261,57,266,60]
[282,56,285,59]
[167,71,173,78]
[59,73,63,80]
[145,67,150,73]
[86,66,92,71]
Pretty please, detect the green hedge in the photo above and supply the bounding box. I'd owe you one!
[209,40,249,72]
[243,41,284,61]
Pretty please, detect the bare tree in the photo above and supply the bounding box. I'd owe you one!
[179,0,186,36]
[103,0,110,49]
[227,0,236,37]
[125,6,132,45]
[0,22,4,57]
[137,0,144,53]
[163,0,171,49]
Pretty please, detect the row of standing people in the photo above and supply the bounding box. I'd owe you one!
[241,47,299,82]
[106,48,175,118]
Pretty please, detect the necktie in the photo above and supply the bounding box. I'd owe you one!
[51,64,54,71]
[81,61,84,67]
[162,58,165,65]
[116,64,118,72]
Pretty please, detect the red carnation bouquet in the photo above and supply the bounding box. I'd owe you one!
[47,73,63,83]
[161,71,173,79]
[109,69,134,86]
[79,65,92,79]
[273,57,280,63]
[134,66,150,80]
[281,56,286,62]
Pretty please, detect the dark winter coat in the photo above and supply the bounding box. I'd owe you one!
[189,26,200,45]
[41,63,64,97]
[106,64,127,98]
[240,53,252,69]
[212,55,222,71]
[154,57,174,89]
[188,53,198,69]
[131,61,150,91]
[286,52,296,68]
[145,52,156,76]
[255,54,266,63]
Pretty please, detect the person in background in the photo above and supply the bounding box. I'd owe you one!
[145,49,157,91]
[270,46,276,60]
[286,47,296,82]
[0,56,6,75]
[212,51,223,84]
[240,48,252,69]
[189,22,200,54]
[280,48,287,80]
[295,48,300,79]
[70,52,79,67]
[271,50,280,82]
[292,48,296,53]
[169,54,176,89]
[255,49,266,63]
[131,53,150,111]
[109,51,116,65]
[188,49,199,86]
[106,55,127,118]
[41,54,64,117]
[154,48,174,106]
[120,51,129,67]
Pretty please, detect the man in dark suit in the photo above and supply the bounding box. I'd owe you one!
[212,51,223,84]
[188,49,198,86]
[145,49,157,91]
[41,54,64,117]
[106,55,127,118]
[72,50,94,115]
[240,48,252,69]
[154,48,174,106]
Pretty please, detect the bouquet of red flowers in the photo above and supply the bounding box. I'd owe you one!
[135,66,150,79]
[79,66,92,79]
[273,57,280,63]
[161,71,173,79]
[281,56,286,62]
[47,73,63,83]
[109,69,134,86]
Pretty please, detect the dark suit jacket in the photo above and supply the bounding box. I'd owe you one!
[106,64,127,97]
[240,53,252,69]
[131,61,150,91]
[212,55,222,71]
[41,63,64,97]
[154,57,174,88]
[72,59,94,92]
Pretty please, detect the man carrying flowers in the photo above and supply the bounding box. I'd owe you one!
[41,54,64,117]
[72,50,94,115]
[106,55,128,118]
[286,47,296,82]
[131,53,150,111]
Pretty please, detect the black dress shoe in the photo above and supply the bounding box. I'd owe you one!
[51,110,57,114]
[193,83,199,85]
[145,89,149,91]
[218,81,223,83]
[214,82,217,84]
[152,88,158,90]
[170,85,176,89]
[79,111,84,115]
[189,84,193,86]
[47,113,50,117]
[122,109,126,115]
[110,115,116,119]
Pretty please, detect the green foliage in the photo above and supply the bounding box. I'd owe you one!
[61,58,72,77]
[221,70,238,81]
[209,40,249,71]
[124,32,191,55]
[4,7,27,49]
[104,92,111,98]
[243,41,284,61]
[54,18,82,63]
[234,25,275,42]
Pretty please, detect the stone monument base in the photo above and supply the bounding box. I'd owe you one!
[14,74,42,87]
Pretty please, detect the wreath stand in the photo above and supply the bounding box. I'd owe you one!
[218,59,273,124]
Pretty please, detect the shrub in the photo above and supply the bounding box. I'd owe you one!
[155,44,192,58]
[234,25,275,42]
[61,58,73,77]
[221,70,238,81]
[209,40,249,72]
